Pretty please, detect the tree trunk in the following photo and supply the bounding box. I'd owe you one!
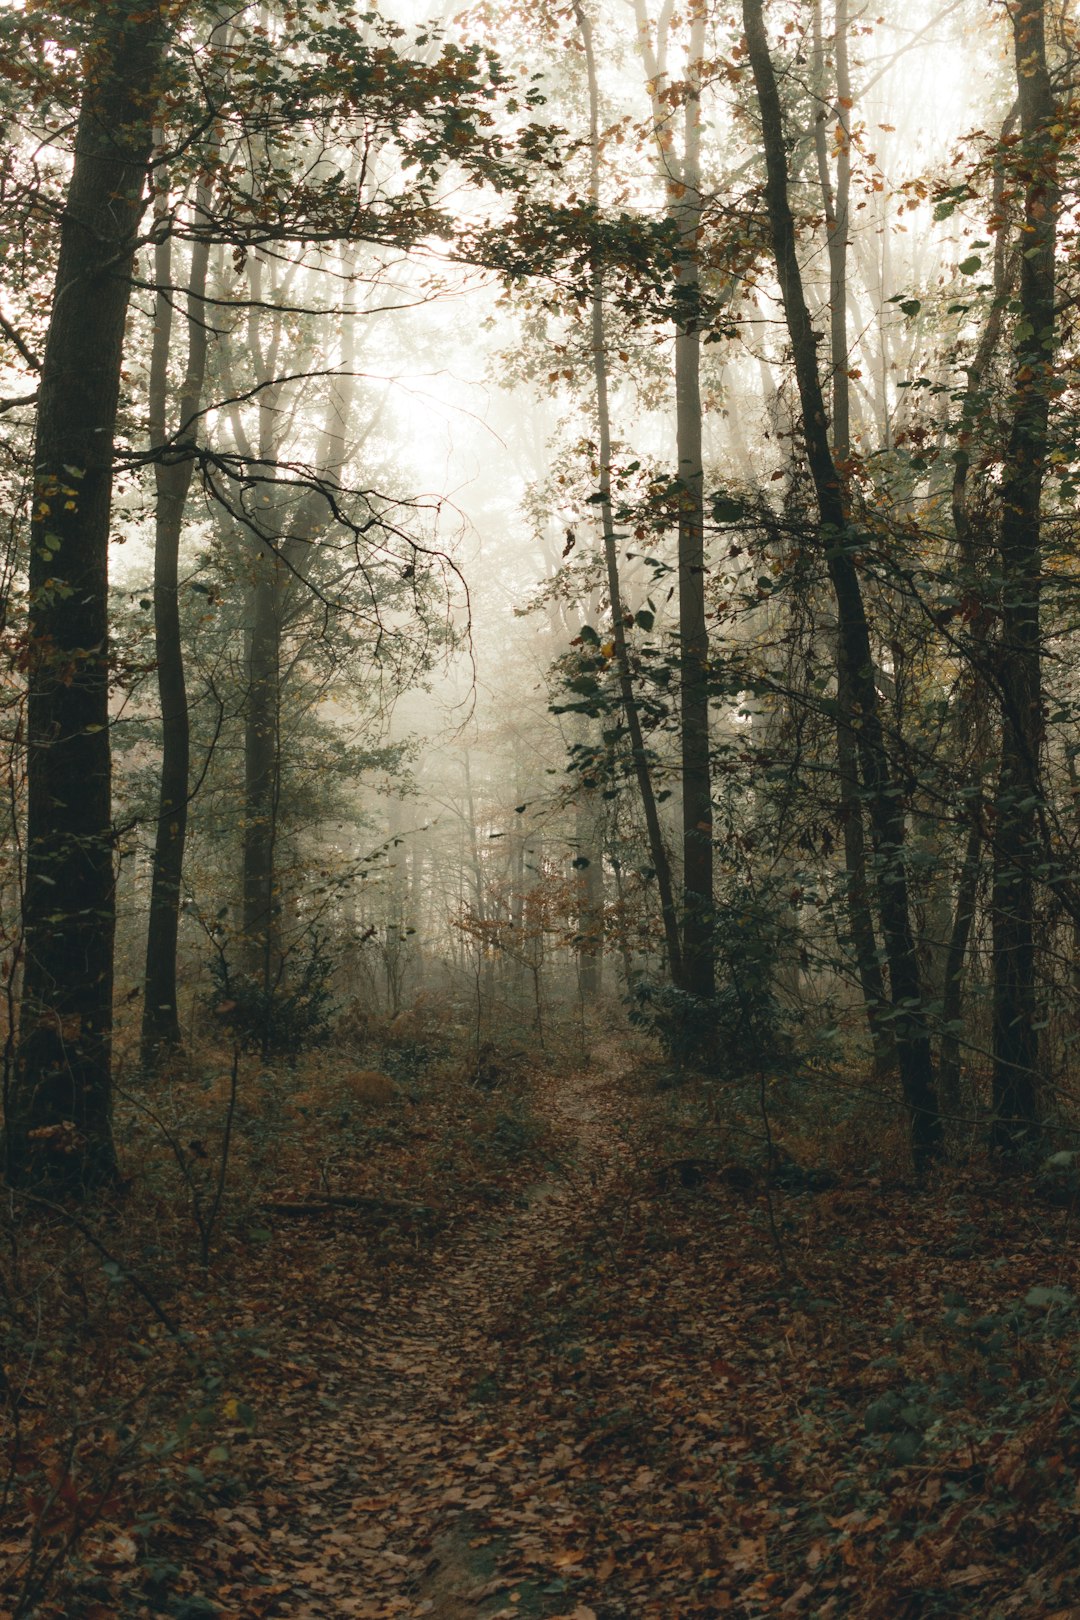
[936,104,1017,1130]
[812,0,891,1072]
[242,553,283,998]
[835,680,894,1071]
[938,811,983,1120]
[743,0,941,1168]
[7,5,165,1188]
[141,164,214,1068]
[631,0,713,994]
[575,0,683,985]
[991,0,1057,1151]
[232,250,358,1002]
[673,6,714,999]
[575,786,604,999]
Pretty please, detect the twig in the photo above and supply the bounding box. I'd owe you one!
[259,1194,435,1218]
[7,1189,187,1346]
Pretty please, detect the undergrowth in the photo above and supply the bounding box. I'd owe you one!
[0,998,558,1619]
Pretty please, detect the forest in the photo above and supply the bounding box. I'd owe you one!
[2,0,1080,1613]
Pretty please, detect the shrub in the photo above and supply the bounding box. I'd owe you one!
[629,889,793,1076]
[207,934,337,1056]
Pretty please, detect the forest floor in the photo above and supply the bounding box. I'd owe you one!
[4,1016,1080,1619]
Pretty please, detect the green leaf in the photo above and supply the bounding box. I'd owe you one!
[889,1430,923,1464]
[713,496,746,523]
[899,298,921,318]
[1024,1285,1074,1310]
[958,255,981,275]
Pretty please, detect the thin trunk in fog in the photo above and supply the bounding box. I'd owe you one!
[230,251,358,999]
[812,0,851,461]
[141,154,215,1069]
[672,4,714,999]
[238,258,286,991]
[243,557,283,993]
[938,811,983,1119]
[575,0,683,984]
[575,787,604,998]
[743,0,941,1168]
[812,0,891,1073]
[937,128,1016,1115]
[991,0,1057,1149]
[632,0,713,996]
[8,4,165,1187]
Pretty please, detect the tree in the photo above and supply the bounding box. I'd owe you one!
[990,0,1058,1149]
[572,0,684,984]
[141,63,221,1069]
[633,0,714,998]
[742,0,941,1168]
[6,1,167,1187]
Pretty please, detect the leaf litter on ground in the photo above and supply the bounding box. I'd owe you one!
[3,1034,1080,1618]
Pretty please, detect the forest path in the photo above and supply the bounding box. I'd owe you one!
[225,1056,633,1620]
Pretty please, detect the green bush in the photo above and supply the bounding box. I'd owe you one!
[207,935,337,1056]
[629,889,793,1075]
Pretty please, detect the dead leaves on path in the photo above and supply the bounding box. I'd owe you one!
[6,1049,1080,1618]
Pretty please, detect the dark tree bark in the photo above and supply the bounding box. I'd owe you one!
[811,0,892,1072]
[931,109,1019,1120]
[575,0,683,985]
[672,6,714,1000]
[630,0,714,994]
[242,550,284,994]
[229,252,357,1001]
[743,0,941,1169]
[938,811,983,1119]
[7,4,165,1187]
[991,0,1057,1151]
[141,175,214,1069]
[575,788,605,999]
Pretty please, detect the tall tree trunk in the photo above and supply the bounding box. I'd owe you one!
[743,0,941,1169]
[141,161,215,1068]
[233,251,357,999]
[991,0,1057,1150]
[835,695,893,1070]
[935,106,1017,1122]
[812,0,891,1071]
[632,0,714,994]
[575,785,604,998]
[7,5,165,1187]
[574,0,683,984]
[242,554,283,997]
[938,810,983,1120]
[673,5,714,999]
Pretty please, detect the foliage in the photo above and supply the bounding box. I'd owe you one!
[207,935,338,1057]
[0,1014,557,1617]
[629,888,794,1076]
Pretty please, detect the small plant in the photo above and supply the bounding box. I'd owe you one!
[485,1100,543,1162]
[207,933,337,1057]
[629,887,794,1076]
[628,980,718,1073]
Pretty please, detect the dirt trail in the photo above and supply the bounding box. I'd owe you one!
[220,1063,630,1620]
